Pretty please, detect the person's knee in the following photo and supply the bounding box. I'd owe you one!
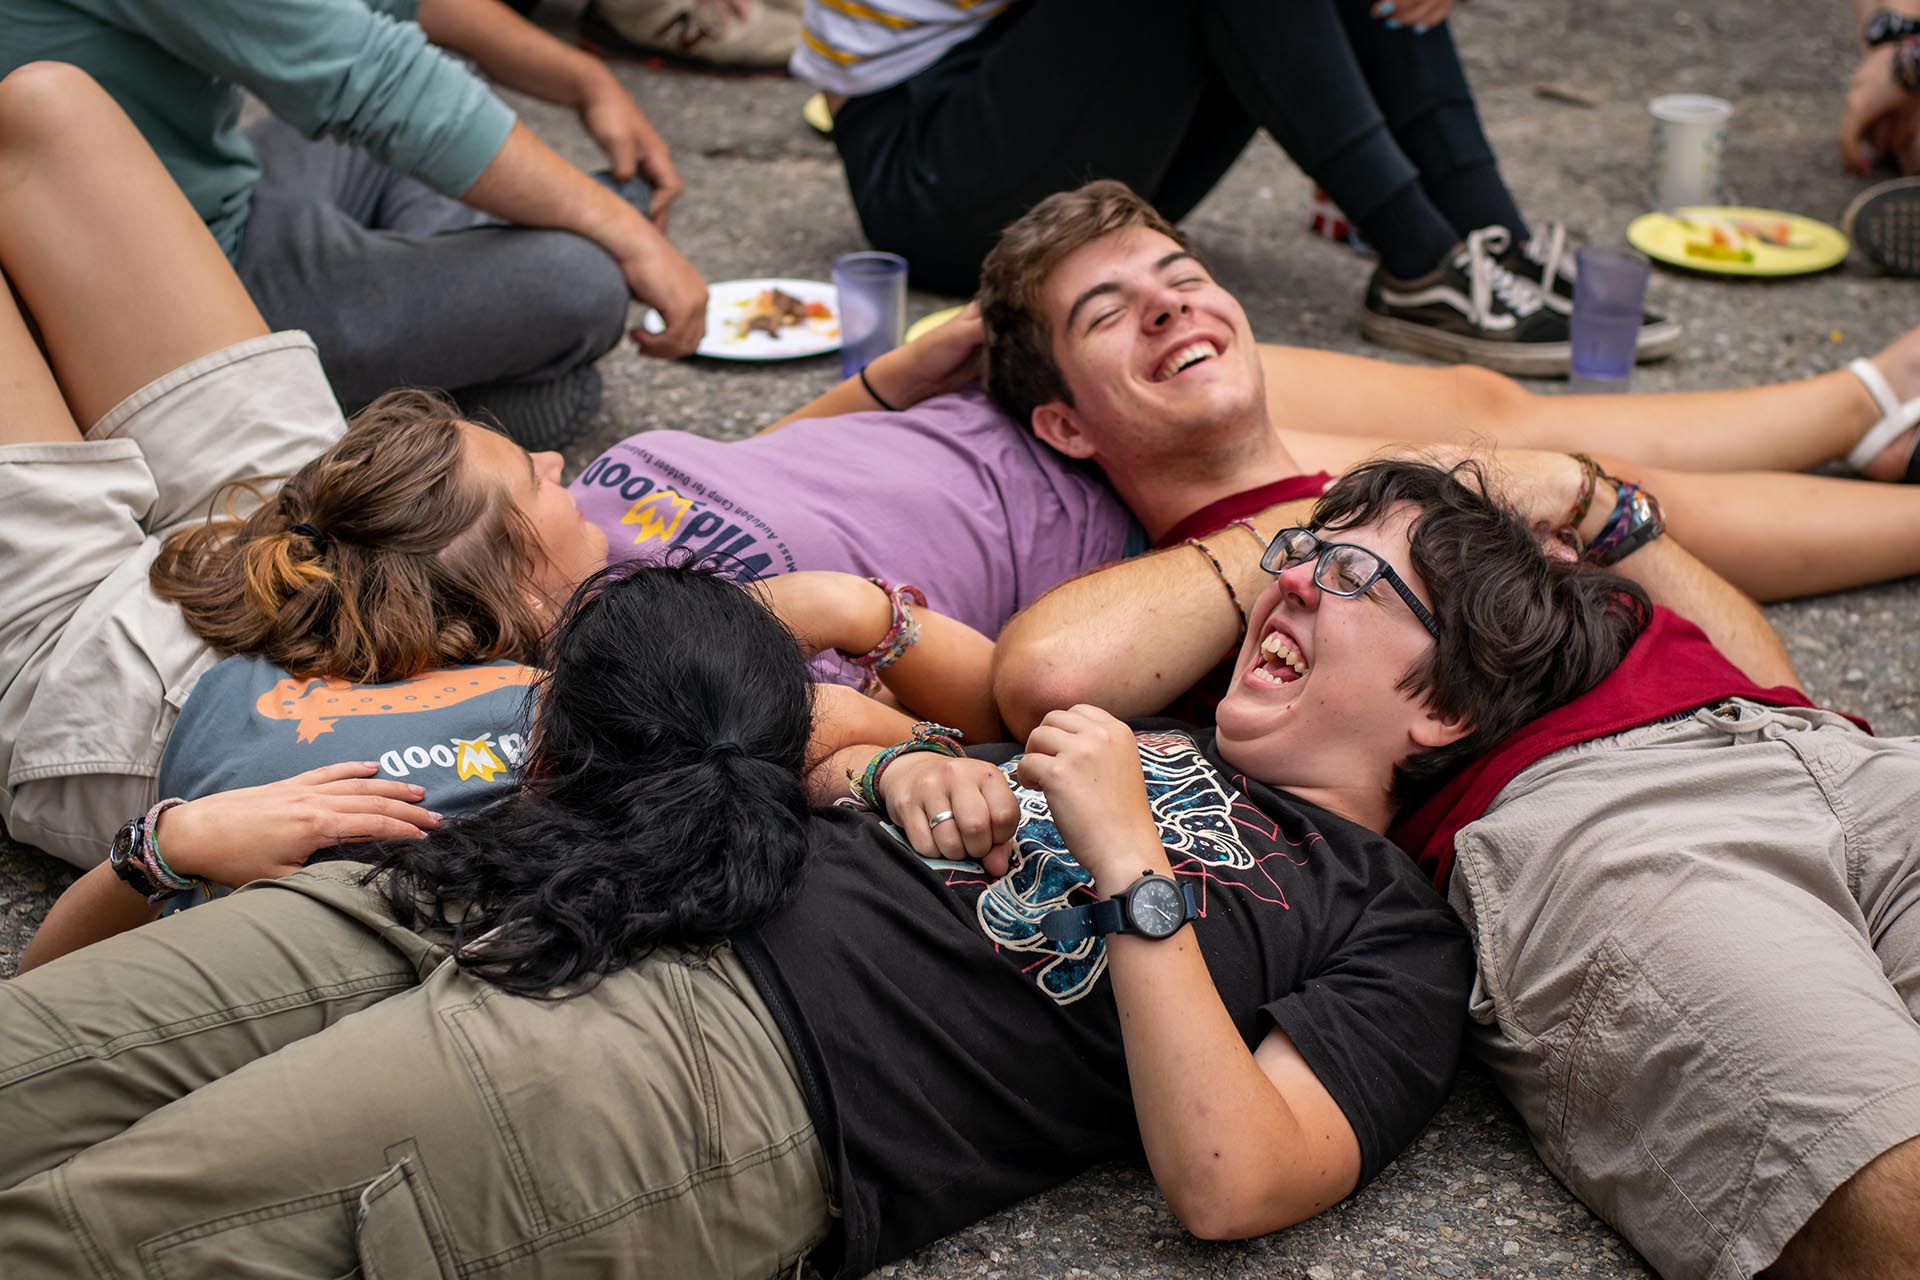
[0,62,117,151]
[529,232,631,362]
[1768,1135,1920,1278]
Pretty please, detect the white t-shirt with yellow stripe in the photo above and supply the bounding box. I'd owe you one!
[791,0,1022,98]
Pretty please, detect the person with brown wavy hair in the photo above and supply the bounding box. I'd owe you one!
[0,63,609,886]
[150,388,554,685]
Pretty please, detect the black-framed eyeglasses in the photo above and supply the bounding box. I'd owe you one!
[1260,527,1441,640]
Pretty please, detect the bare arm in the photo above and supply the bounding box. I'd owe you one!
[761,303,983,433]
[764,572,1000,742]
[416,0,687,222]
[18,864,160,974]
[1608,538,1801,691]
[18,764,439,973]
[459,121,705,357]
[992,503,1316,737]
[1016,708,1360,1235]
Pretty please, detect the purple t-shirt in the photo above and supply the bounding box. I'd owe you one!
[569,390,1139,640]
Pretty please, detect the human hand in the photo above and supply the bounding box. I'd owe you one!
[879,750,1022,872]
[758,572,890,657]
[863,301,984,409]
[579,71,685,230]
[1840,44,1916,175]
[153,762,442,889]
[621,234,709,358]
[1370,0,1458,34]
[1014,705,1161,893]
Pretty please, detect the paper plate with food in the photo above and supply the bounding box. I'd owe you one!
[1626,206,1848,277]
[696,278,840,360]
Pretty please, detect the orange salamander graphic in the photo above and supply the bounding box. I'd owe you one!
[255,666,538,743]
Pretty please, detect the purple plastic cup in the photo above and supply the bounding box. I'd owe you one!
[1568,245,1651,393]
[833,251,908,377]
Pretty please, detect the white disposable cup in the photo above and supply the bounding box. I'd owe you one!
[1649,94,1732,211]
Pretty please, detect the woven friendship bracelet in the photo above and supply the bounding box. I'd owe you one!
[1563,453,1603,541]
[847,721,966,820]
[841,579,927,694]
[1185,536,1247,638]
[139,797,208,901]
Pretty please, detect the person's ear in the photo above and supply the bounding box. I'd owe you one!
[1030,401,1097,460]
[1409,708,1471,752]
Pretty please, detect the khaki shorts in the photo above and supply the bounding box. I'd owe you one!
[1450,699,1920,1280]
[0,332,343,864]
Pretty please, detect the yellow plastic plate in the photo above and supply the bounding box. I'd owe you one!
[905,304,966,344]
[1626,205,1848,277]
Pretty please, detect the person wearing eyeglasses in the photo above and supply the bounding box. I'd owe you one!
[0,470,1632,1276]
[979,232,1920,1277]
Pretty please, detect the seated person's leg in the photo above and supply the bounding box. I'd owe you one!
[1332,8,1523,243]
[1198,0,1460,282]
[235,165,628,444]
[832,0,1234,294]
[0,863,437,1190]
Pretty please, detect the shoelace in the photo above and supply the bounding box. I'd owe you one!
[1458,227,1547,322]
[1522,222,1574,293]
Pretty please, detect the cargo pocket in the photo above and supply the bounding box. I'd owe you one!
[356,1150,459,1280]
[1552,938,1749,1278]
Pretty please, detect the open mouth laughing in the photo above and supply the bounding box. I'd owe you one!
[1249,622,1310,687]
[1151,338,1221,382]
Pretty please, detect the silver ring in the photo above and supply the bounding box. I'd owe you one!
[927,810,956,829]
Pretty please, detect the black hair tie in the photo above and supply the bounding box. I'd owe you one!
[290,522,331,553]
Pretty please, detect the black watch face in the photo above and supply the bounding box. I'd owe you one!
[1129,878,1187,939]
[109,820,139,868]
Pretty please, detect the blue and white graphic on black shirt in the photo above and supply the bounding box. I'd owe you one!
[976,732,1250,1006]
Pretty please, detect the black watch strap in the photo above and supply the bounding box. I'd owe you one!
[1866,9,1920,45]
[1042,877,1198,943]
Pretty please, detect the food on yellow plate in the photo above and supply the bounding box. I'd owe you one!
[1732,216,1800,248]
[1679,214,1813,264]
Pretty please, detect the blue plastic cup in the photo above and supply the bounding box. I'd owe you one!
[834,251,908,377]
[1568,245,1651,393]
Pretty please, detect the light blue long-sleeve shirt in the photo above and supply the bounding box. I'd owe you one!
[0,0,516,256]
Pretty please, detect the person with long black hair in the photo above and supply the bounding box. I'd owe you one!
[0,461,1621,1275]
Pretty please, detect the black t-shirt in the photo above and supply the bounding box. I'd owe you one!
[737,723,1472,1279]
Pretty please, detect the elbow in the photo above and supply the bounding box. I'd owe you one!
[990,631,1097,739]
[1164,1181,1297,1243]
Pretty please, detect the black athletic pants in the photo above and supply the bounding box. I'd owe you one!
[834,0,1515,293]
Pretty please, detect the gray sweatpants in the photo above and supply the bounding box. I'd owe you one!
[0,863,830,1278]
[235,117,630,411]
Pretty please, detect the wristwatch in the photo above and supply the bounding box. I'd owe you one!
[107,817,160,898]
[1864,9,1920,45]
[1042,872,1199,943]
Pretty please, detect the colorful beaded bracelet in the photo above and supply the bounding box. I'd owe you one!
[848,721,966,819]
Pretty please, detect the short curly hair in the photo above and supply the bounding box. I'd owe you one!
[979,180,1189,431]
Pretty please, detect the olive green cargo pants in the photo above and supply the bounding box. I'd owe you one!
[0,863,829,1278]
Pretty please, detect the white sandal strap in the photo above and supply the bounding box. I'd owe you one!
[1845,357,1920,472]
